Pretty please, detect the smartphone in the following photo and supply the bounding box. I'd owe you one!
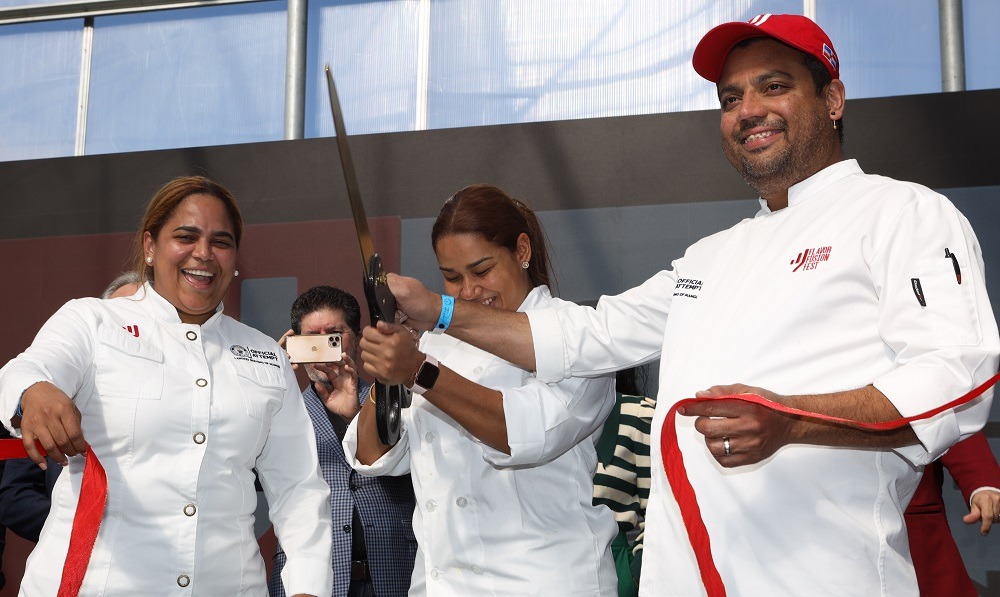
[286,333,343,364]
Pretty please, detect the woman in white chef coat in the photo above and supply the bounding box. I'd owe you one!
[346,184,618,596]
[0,176,332,596]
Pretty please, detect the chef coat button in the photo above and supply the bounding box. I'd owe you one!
[424,432,435,443]
[430,568,441,581]
[473,366,484,375]
[183,503,196,516]
[471,564,482,574]
[186,331,197,341]
[193,432,206,444]
[195,378,208,387]
[456,496,468,508]
[343,524,351,533]
[425,500,436,512]
[458,429,468,438]
[176,575,190,587]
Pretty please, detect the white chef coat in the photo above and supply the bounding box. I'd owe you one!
[0,283,333,596]
[526,160,1000,596]
[343,285,618,596]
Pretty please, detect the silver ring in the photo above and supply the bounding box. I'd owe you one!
[723,437,731,456]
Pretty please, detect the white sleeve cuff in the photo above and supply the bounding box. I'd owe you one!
[341,416,411,477]
[527,308,567,383]
[969,486,1000,510]
[279,556,333,597]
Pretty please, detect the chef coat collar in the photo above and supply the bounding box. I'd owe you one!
[140,281,225,327]
[517,285,552,312]
[757,158,864,214]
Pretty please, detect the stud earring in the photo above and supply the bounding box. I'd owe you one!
[234,270,240,277]
[521,262,529,269]
[146,256,153,264]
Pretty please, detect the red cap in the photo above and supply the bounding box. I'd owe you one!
[693,14,839,83]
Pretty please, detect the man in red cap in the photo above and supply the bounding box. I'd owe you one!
[368,14,999,596]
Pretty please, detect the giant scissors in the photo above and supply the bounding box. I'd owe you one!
[324,65,411,446]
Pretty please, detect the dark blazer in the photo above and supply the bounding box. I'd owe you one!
[0,423,60,543]
[269,383,417,597]
[905,431,1000,597]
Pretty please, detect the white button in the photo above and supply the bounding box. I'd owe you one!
[183,503,196,516]
[186,331,197,341]
[471,564,482,574]
[425,500,436,512]
[195,378,208,387]
[177,575,190,587]
[193,432,206,444]
[424,432,435,443]
[458,429,468,438]
[456,497,468,508]
[430,568,441,580]
[473,366,484,375]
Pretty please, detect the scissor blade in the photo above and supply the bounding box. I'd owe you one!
[325,64,376,276]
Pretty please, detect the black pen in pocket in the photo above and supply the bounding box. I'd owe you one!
[945,248,962,284]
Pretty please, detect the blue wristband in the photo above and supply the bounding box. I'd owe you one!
[432,295,455,333]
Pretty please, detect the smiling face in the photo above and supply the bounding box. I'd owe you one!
[435,232,533,312]
[716,39,844,208]
[143,193,238,324]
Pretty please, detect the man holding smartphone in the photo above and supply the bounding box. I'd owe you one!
[269,286,416,597]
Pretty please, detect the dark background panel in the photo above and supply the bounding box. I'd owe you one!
[1,89,998,241]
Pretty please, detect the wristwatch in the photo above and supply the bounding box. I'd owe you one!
[410,354,440,395]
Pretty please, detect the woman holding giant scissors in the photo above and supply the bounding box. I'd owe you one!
[345,184,618,595]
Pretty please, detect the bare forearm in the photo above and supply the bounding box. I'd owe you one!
[449,300,536,371]
[421,367,510,454]
[784,385,918,448]
[355,398,391,465]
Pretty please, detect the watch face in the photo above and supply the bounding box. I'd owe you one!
[415,361,440,391]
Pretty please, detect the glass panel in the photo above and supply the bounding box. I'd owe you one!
[305,0,421,138]
[424,0,800,130]
[965,0,1000,91]
[0,20,81,161]
[85,2,286,155]
[817,0,941,98]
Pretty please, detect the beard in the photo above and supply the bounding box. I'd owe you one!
[723,111,830,199]
[305,365,334,392]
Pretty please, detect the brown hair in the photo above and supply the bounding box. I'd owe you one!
[130,176,244,283]
[431,184,552,289]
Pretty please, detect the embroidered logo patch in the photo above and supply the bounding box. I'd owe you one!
[790,246,832,272]
[230,345,280,368]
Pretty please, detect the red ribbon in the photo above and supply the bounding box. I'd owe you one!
[0,440,107,597]
[661,369,1000,597]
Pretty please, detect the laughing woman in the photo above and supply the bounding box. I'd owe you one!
[345,184,618,595]
[0,176,332,596]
